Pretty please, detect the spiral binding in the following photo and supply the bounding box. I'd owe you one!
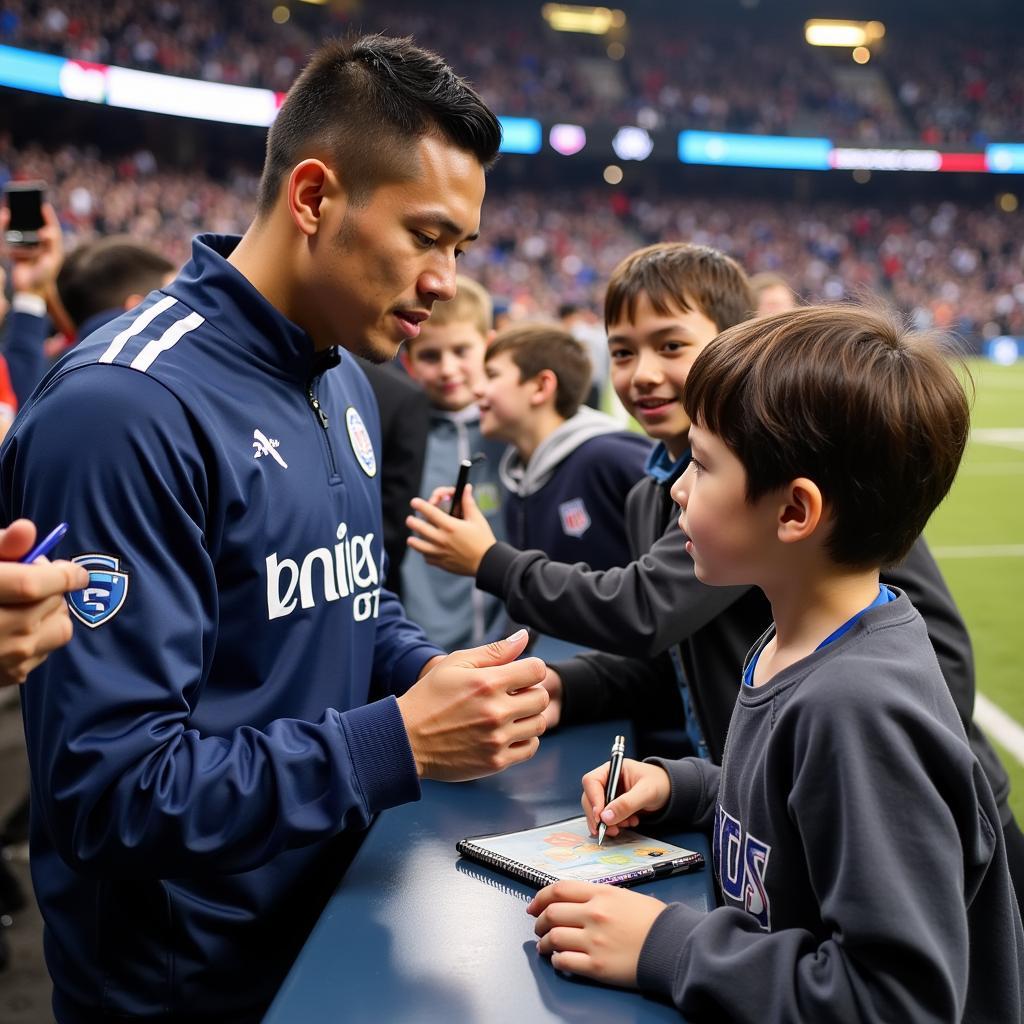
[456,841,559,889]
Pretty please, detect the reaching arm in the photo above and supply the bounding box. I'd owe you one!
[477,514,747,659]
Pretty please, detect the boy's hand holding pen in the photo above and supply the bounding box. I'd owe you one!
[581,742,673,841]
[406,453,497,576]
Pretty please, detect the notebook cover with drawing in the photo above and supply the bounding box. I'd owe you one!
[456,815,704,889]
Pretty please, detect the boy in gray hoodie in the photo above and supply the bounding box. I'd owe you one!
[529,304,1024,1022]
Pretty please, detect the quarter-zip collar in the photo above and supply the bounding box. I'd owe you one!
[165,233,335,385]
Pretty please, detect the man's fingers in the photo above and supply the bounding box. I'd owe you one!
[482,656,547,695]
[448,630,533,671]
[0,519,36,560]
[0,560,88,603]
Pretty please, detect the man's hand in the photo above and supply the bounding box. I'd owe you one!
[540,665,562,729]
[528,880,667,988]
[1,203,65,299]
[406,483,496,576]
[581,758,672,839]
[396,628,548,781]
[0,519,90,687]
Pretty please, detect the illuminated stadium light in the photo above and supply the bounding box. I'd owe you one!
[549,123,587,155]
[679,131,832,171]
[105,66,279,125]
[804,20,885,48]
[831,147,941,172]
[603,164,623,184]
[987,144,1024,174]
[852,46,870,64]
[498,117,542,154]
[541,4,625,35]
[612,126,654,161]
[272,6,290,23]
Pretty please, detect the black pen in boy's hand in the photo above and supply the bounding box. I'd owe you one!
[449,452,487,519]
[597,734,626,846]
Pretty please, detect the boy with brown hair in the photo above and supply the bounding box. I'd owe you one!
[471,323,650,570]
[400,275,509,649]
[530,304,1024,1020]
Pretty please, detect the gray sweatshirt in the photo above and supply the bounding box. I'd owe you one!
[636,593,1024,1022]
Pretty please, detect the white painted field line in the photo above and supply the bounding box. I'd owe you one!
[971,428,1024,453]
[931,544,1024,559]
[976,694,1024,767]
[960,462,1024,475]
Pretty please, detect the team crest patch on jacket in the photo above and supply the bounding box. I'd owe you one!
[558,498,591,537]
[67,554,129,628]
[345,406,377,477]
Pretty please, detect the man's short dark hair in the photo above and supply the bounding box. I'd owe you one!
[683,304,971,568]
[56,238,174,330]
[487,324,591,420]
[605,243,754,334]
[256,34,502,215]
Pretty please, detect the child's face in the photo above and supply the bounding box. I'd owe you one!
[670,422,779,586]
[475,351,534,442]
[607,292,720,458]
[403,320,488,411]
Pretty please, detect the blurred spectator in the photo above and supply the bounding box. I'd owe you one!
[750,271,799,316]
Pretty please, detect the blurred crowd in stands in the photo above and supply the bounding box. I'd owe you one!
[3,138,1022,346]
[1,0,1021,144]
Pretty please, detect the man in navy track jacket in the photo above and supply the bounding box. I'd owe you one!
[0,35,549,1023]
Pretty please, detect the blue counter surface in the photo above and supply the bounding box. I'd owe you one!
[264,721,712,1023]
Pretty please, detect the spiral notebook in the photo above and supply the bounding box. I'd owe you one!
[456,815,704,889]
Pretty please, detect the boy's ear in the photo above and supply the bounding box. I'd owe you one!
[529,368,559,407]
[777,477,824,545]
[485,328,496,344]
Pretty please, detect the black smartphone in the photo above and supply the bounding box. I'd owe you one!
[449,458,473,519]
[3,180,47,246]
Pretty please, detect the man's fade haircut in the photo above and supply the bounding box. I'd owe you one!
[683,303,971,568]
[256,34,502,214]
[56,237,174,330]
[418,275,493,339]
[487,324,591,420]
[605,242,754,334]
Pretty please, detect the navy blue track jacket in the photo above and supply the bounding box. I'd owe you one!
[0,235,443,1022]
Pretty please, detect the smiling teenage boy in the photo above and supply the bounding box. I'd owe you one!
[530,305,1024,1021]
[400,275,509,649]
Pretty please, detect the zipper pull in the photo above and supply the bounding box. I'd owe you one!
[307,388,329,429]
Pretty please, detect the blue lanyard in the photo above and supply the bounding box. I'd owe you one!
[743,585,895,687]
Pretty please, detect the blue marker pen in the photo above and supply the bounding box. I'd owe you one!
[19,522,69,564]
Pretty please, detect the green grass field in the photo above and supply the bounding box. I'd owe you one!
[926,358,1024,821]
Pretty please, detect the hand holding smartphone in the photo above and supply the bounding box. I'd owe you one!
[3,180,47,247]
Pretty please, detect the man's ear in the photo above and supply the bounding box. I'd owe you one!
[777,477,824,545]
[529,368,559,407]
[286,160,341,237]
